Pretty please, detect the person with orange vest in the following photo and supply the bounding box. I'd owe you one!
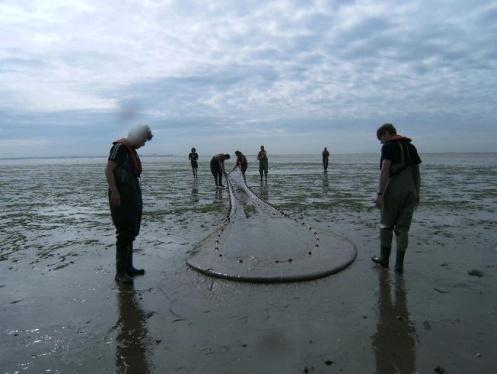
[105,125,153,284]
[372,123,421,273]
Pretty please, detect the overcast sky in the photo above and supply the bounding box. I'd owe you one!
[1,0,496,157]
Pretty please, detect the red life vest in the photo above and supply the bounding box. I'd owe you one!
[389,135,412,142]
[113,138,142,176]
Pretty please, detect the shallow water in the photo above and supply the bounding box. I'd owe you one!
[1,153,497,372]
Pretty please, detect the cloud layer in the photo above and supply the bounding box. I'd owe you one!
[1,0,496,156]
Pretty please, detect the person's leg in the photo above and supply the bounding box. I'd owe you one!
[110,190,134,284]
[394,193,416,273]
[218,170,224,187]
[116,227,134,283]
[372,195,397,268]
[242,167,247,183]
[210,160,219,187]
[324,159,328,171]
[127,194,145,276]
[259,165,263,183]
[192,161,198,178]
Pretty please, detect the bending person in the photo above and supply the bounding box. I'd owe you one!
[234,150,248,182]
[210,153,230,188]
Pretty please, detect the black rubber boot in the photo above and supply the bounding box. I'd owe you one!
[127,243,145,277]
[395,250,406,273]
[115,245,134,284]
[372,246,391,268]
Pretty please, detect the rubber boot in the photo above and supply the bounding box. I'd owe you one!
[115,245,134,284]
[395,250,406,273]
[127,243,145,276]
[372,246,391,268]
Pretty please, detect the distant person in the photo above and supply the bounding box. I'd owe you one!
[322,147,330,172]
[234,150,248,182]
[188,147,199,178]
[372,123,421,273]
[257,145,268,183]
[105,124,153,284]
[210,153,231,188]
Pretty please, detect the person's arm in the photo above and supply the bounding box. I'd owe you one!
[105,160,120,206]
[374,159,391,208]
[412,164,421,206]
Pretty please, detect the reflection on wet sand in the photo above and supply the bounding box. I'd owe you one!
[372,272,416,374]
[258,185,268,201]
[191,180,199,203]
[322,173,330,193]
[214,187,223,201]
[116,285,150,373]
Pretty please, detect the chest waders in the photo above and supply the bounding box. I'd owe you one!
[210,157,224,187]
[259,158,268,182]
[110,158,145,284]
[323,154,329,171]
[373,142,417,273]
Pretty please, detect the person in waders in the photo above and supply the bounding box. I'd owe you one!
[322,147,330,172]
[257,145,268,183]
[105,125,153,284]
[188,147,199,178]
[234,150,248,182]
[372,123,421,273]
[210,153,230,188]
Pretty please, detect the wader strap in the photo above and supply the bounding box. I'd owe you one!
[390,142,412,177]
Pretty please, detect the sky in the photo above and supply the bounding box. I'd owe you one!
[1,0,496,157]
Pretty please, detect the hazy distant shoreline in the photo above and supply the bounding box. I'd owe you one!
[1,151,496,161]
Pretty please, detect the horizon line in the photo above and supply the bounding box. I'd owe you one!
[1,151,496,161]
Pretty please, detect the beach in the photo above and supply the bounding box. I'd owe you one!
[1,153,496,373]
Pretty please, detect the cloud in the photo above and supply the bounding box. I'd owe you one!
[0,0,496,157]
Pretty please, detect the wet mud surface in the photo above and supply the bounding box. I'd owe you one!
[1,154,497,373]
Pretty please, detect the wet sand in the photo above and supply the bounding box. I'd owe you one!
[1,154,497,373]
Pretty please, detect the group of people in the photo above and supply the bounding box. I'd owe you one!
[188,145,269,188]
[105,123,421,284]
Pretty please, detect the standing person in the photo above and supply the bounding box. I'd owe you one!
[210,153,231,188]
[188,147,199,178]
[322,147,330,172]
[372,123,421,273]
[257,145,269,183]
[105,124,153,284]
[234,150,248,182]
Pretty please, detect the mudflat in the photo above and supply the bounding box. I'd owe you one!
[1,153,496,373]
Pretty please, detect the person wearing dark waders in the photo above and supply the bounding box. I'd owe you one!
[105,125,153,284]
[372,123,421,273]
[188,147,199,178]
[257,145,268,183]
[234,150,248,182]
[210,153,230,188]
[322,147,330,172]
